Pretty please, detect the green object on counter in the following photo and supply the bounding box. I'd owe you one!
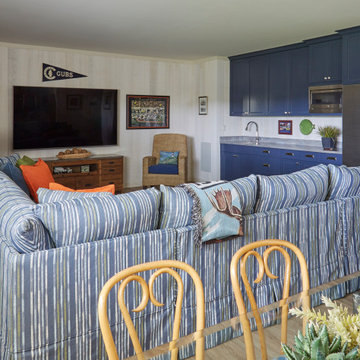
[299,119,315,135]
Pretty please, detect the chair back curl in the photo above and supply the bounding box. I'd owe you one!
[98,260,205,360]
[230,239,310,360]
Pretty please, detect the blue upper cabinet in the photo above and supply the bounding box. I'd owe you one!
[307,36,342,85]
[340,26,360,84]
[229,56,268,116]
[268,46,309,116]
[229,59,250,116]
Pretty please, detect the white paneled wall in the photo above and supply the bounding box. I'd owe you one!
[0,42,343,186]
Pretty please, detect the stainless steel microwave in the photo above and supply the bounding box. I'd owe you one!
[309,85,343,113]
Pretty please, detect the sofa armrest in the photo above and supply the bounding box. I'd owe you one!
[143,156,157,175]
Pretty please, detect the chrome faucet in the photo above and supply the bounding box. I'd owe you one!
[245,121,259,145]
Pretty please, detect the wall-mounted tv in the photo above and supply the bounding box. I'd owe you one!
[13,86,118,150]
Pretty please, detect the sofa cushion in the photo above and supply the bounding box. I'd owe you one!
[20,159,55,202]
[0,162,30,196]
[230,174,257,215]
[35,188,161,247]
[37,187,114,203]
[255,164,329,212]
[0,153,20,167]
[16,155,36,168]
[148,164,178,174]
[327,164,360,200]
[159,185,193,228]
[0,172,52,253]
[49,182,115,194]
[159,151,179,165]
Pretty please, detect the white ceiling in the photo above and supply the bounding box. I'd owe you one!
[0,0,360,60]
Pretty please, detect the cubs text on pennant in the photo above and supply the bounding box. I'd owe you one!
[42,63,87,82]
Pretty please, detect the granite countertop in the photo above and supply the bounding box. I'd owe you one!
[220,136,342,155]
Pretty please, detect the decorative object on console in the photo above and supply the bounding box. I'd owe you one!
[20,159,55,203]
[48,182,115,194]
[299,119,315,135]
[318,125,341,151]
[126,95,170,129]
[57,148,91,159]
[278,120,292,135]
[198,96,208,115]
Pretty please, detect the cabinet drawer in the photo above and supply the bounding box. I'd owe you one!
[317,153,342,165]
[101,166,122,176]
[100,179,123,190]
[101,158,123,167]
[76,176,99,189]
[53,176,77,189]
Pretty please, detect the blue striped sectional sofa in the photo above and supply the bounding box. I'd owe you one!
[0,153,359,359]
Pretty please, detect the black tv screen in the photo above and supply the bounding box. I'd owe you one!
[13,86,118,149]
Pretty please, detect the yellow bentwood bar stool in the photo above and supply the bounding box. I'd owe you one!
[98,260,205,360]
[230,239,310,360]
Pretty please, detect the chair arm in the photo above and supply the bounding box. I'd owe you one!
[178,156,187,180]
[143,156,157,175]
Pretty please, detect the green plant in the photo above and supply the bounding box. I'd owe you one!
[290,296,360,351]
[317,126,341,139]
[281,323,360,360]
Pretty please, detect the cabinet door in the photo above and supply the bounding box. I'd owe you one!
[249,56,268,115]
[268,52,290,116]
[289,47,309,115]
[229,59,250,115]
[342,32,360,84]
[308,39,342,85]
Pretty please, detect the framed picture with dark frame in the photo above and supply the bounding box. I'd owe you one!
[126,95,170,129]
[278,120,293,135]
[198,96,208,115]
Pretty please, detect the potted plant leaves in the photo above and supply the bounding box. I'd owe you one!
[318,126,341,151]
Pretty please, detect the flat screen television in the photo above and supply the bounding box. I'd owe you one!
[13,86,118,150]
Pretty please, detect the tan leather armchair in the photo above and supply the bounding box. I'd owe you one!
[142,133,188,187]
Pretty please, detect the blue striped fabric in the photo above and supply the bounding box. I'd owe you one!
[230,174,257,215]
[37,187,113,203]
[327,164,360,200]
[176,198,348,357]
[35,188,161,247]
[255,164,329,212]
[0,153,20,167]
[0,228,177,359]
[0,172,52,253]
[158,185,193,228]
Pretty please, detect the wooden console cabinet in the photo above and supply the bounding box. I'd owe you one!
[45,155,123,193]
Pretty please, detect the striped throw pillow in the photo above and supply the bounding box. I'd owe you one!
[255,164,329,212]
[327,164,360,199]
[230,174,257,215]
[35,188,161,247]
[37,187,113,203]
[159,185,193,228]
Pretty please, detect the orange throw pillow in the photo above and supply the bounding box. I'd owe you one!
[49,182,115,194]
[20,159,55,202]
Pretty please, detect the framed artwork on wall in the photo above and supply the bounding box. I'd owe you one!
[198,96,208,115]
[278,120,293,135]
[126,95,170,129]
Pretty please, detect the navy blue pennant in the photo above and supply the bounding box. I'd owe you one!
[42,63,87,82]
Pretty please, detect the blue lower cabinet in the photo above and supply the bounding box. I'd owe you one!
[221,144,343,180]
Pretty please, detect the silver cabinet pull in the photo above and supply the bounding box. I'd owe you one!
[285,152,294,156]
[232,154,239,158]
[305,154,314,158]
[263,164,270,167]
[327,156,337,161]
[262,150,270,154]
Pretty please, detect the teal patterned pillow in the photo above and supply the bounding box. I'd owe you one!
[159,185,193,228]
[35,188,161,247]
[159,151,179,165]
[256,164,329,212]
[327,164,360,199]
[37,187,113,203]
